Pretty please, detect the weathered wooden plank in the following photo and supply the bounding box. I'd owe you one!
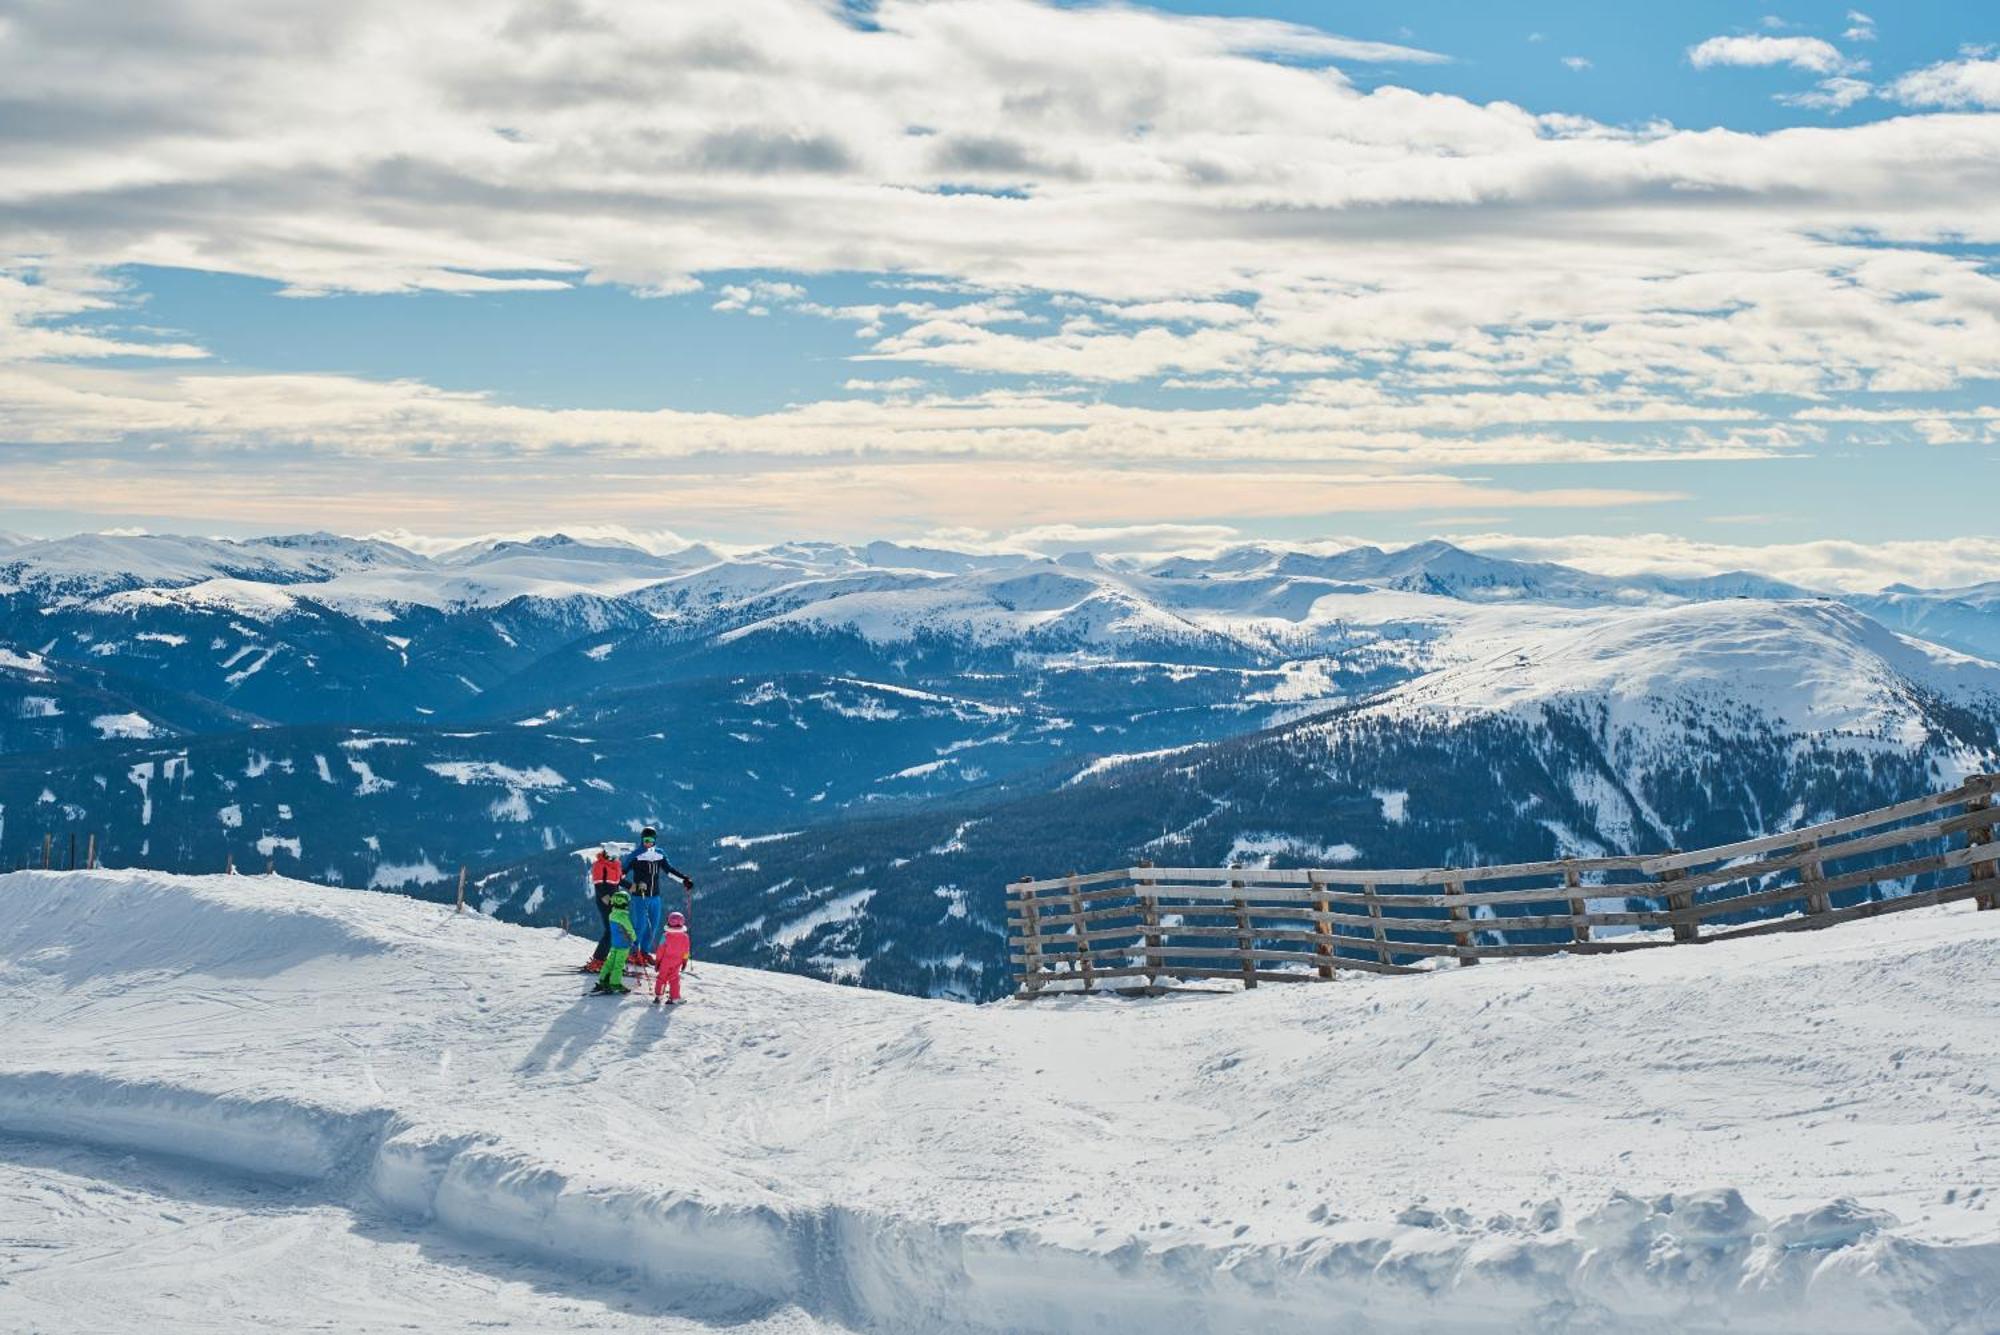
[1019,877,1045,996]
[1638,782,1972,874]
[1138,859,1163,986]
[1444,877,1477,967]
[1675,843,1995,923]
[1969,787,1997,912]
[1566,861,1589,947]
[1013,867,1142,896]
[1699,879,1996,943]
[1364,882,1391,969]
[1665,809,1981,894]
[1663,865,1697,943]
[1137,881,1646,910]
[1133,857,1655,888]
[1231,870,1256,989]
[1017,966,1370,994]
[1064,872,1096,992]
[1017,900,1448,929]
[1007,902,1149,930]
[1013,942,1426,967]
[1801,838,1830,918]
[1311,872,1334,981]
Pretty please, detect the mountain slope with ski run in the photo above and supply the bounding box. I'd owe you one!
[1,868,1997,1332]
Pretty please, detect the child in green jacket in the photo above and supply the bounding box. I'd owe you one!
[591,890,637,996]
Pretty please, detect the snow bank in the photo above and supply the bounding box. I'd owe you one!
[2,869,1998,1333]
[425,761,567,789]
[92,711,159,739]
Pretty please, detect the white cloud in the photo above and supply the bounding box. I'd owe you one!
[1688,35,1851,73]
[842,376,927,393]
[1176,17,1446,65]
[0,271,208,362]
[0,357,1795,464]
[0,0,1996,532]
[1561,56,1592,72]
[1777,76,1873,111]
[1844,11,1877,42]
[712,281,807,315]
[926,522,1246,556]
[0,452,1684,537]
[1886,58,2000,109]
[363,525,705,557]
[1450,532,2000,594]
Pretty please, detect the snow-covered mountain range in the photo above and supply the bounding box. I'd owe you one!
[3,531,1997,999]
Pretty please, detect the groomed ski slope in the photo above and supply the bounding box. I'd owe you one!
[1,870,1997,1334]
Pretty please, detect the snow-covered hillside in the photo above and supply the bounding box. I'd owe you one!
[2,869,1997,1333]
[1366,599,2000,748]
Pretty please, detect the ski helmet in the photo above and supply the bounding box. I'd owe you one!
[668,911,685,927]
[640,825,658,842]
[610,889,630,907]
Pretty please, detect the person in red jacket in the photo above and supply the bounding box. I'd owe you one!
[581,848,624,972]
[653,910,692,1005]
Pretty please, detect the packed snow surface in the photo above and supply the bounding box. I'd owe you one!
[2,870,1997,1334]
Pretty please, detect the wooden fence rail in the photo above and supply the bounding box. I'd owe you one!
[1007,774,2000,998]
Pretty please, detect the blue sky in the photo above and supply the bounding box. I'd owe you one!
[1146,1,1976,129]
[0,0,1996,579]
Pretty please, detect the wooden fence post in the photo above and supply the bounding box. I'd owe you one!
[1138,859,1162,989]
[1018,876,1043,995]
[1801,838,1830,917]
[84,833,96,870]
[1663,862,1697,942]
[266,856,275,875]
[1565,860,1590,946]
[1230,865,1255,989]
[1064,871,1095,991]
[66,832,76,871]
[1969,779,1996,912]
[42,832,51,870]
[1445,876,1476,966]
[1365,881,1391,969]
[225,852,235,875]
[455,865,468,914]
[1310,871,1334,980]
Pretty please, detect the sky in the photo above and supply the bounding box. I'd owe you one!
[1,0,1997,582]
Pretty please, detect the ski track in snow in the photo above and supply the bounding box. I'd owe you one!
[0,1136,837,1335]
[1,870,1998,1334]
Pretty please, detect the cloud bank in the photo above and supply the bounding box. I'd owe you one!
[0,0,1994,539]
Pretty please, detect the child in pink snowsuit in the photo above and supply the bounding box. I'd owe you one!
[654,911,692,1004]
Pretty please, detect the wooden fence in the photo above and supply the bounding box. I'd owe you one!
[1006,774,2000,997]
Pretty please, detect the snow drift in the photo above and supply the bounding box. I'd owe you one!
[1,869,1997,1333]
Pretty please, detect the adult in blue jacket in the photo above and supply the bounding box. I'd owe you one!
[622,826,693,964]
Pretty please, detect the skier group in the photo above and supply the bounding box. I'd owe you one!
[583,827,695,1004]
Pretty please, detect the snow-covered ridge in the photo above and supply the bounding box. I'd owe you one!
[6,531,1997,665]
[1361,598,2000,744]
[2,870,1996,1333]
